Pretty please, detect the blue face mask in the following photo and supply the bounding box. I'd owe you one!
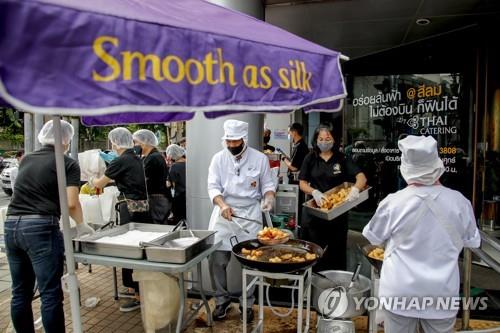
[99,151,118,163]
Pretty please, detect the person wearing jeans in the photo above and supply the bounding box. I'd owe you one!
[4,120,94,333]
[5,217,65,332]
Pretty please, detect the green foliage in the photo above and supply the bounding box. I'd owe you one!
[0,107,23,144]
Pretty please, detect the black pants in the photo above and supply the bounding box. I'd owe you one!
[171,194,186,223]
[148,194,170,224]
[300,207,348,272]
[117,201,152,292]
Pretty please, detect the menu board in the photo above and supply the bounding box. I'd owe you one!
[344,74,473,206]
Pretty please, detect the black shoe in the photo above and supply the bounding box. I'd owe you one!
[239,306,254,323]
[213,301,232,321]
[119,300,140,312]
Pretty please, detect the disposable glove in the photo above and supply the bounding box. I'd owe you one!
[312,190,326,207]
[76,223,95,238]
[346,187,360,202]
[260,196,275,212]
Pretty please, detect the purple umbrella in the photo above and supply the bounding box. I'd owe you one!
[0,0,348,331]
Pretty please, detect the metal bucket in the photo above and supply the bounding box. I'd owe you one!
[311,270,371,319]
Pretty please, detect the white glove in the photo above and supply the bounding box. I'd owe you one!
[312,190,326,207]
[220,205,234,221]
[260,196,275,212]
[346,187,360,202]
[76,223,95,238]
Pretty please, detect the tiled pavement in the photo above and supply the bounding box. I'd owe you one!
[0,252,323,333]
[0,252,499,332]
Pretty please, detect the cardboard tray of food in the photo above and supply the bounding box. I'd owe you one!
[144,230,216,264]
[303,182,370,221]
[74,223,175,259]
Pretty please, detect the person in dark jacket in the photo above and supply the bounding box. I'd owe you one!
[133,129,170,224]
[166,144,186,223]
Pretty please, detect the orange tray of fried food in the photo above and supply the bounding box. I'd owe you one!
[257,227,290,245]
[304,182,371,221]
[319,187,350,210]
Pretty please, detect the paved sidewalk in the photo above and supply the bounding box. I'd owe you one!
[0,254,498,332]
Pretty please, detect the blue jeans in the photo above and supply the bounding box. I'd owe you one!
[4,216,65,333]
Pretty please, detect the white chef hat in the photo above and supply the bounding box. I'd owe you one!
[133,129,158,147]
[165,144,185,160]
[38,119,74,146]
[221,119,248,141]
[398,135,445,185]
[108,127,134,149]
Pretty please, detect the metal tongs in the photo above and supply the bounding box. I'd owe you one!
[232,219,250,234]
[232,214,262,226]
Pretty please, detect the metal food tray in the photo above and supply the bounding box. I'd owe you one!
[303,182,371,221]
[74,223,175,259]
[145,230,216,264]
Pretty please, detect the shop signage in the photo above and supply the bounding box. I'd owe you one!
[346,74,472,203]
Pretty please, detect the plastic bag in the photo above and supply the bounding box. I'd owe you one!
[78,149,106,181]
[133,271,181,333]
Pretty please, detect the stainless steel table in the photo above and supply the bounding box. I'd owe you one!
[74,242,221,333]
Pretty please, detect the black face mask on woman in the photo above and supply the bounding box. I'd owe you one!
[133,145,143,156]
[228,144,244,156]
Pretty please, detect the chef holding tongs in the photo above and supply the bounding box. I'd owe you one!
[207,119,276,322]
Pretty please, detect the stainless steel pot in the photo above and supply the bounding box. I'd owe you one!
[311,270,371,319]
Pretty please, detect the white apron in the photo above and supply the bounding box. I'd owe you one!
[208,197,262,251]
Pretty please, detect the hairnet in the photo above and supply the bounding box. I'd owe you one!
[37,119,74,146]
[133,129,159,147]
[165,144,185,160]
[108,127,134,149]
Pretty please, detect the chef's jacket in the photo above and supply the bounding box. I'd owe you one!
[208,147,275,251]
[363,184,480,319]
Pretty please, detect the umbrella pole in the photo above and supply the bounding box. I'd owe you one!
[52,116,83,333]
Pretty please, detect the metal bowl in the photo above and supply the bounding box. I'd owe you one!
[311,270,371,319]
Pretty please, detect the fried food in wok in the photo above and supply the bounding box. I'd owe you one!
[319,187,350,210]
[368,247,384,261]
[241,246,317,263]
[257,227,289,241]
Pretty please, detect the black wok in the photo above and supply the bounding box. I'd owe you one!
[231,237,324,273]
[361,244,383,273]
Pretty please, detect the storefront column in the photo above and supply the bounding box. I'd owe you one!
[33,113,44,150]
[23,112,33,154]
[186,0,264,231]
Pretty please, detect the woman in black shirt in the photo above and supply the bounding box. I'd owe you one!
[133,129,170,224]
[165,144,186,223]
[91,127,149,312]
[5,120,94,332]
[299,124,367,271]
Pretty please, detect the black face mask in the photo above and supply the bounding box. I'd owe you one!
[133,145,142,156]
[263,136,270,144]
[228,144,244,156]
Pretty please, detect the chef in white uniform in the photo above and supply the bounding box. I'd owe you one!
[208,119,275,322]
[363,135,480,333]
